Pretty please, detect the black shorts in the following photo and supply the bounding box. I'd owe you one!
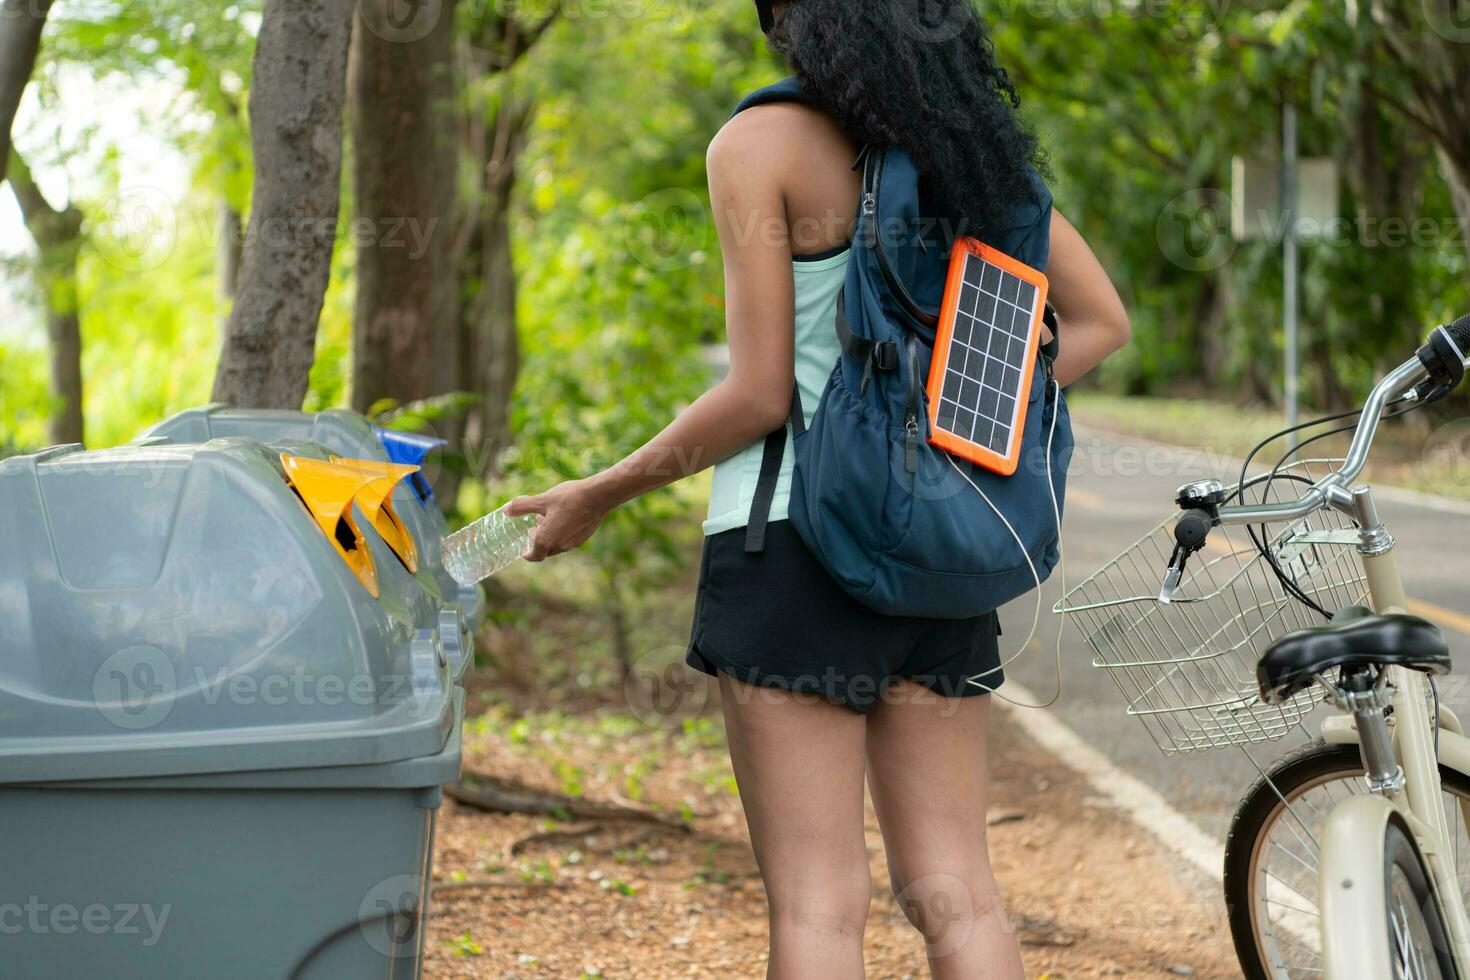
[686,520,1003,714]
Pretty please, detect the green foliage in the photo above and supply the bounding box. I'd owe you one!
[0,337,54,448]
[990,0,1468,409]
[76,189,222,447]
[5,0,1469,564]
[481,5,777,634]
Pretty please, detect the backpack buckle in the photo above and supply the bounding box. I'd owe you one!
[874,342,899,372]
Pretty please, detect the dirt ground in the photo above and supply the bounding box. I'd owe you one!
[422,688,1241,979]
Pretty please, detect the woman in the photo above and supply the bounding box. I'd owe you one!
[508,1,1130,975]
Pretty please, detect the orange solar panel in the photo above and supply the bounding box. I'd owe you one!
[925,239,1050,476]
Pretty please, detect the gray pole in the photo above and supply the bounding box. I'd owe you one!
[1282,100,1300,449]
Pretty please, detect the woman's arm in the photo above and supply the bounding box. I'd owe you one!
[1045,209,1131,386]
[506,112,799,561]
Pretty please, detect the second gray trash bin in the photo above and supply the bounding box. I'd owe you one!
[0,440,465,979]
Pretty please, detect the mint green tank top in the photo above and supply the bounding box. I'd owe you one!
[704,246,849,536]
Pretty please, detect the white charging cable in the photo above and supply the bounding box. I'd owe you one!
[948,376,1067,709]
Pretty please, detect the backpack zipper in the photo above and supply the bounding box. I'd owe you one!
[904,332,922,473]
[864,150,939,333]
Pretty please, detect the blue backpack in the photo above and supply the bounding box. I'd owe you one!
[737,79,1074,619]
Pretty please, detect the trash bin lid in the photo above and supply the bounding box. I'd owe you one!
[135,405,480,628]
[0,440,455,785]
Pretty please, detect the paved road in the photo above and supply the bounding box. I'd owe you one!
[1000,424,1470,841]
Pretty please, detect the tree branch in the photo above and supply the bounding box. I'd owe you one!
[5,145,57,225]
[0,0,53,186]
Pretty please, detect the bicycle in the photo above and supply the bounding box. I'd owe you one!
[1057,316,1470,979]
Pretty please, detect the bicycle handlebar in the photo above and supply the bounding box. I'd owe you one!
[1212,319,1469,527]
[1447,313,1470,354]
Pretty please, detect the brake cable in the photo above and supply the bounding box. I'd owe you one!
[1227,396,1425,620]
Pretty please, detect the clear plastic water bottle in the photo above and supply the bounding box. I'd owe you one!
[441,506,539,586]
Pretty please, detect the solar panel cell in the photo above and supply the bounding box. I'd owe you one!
[924,238,1050,476]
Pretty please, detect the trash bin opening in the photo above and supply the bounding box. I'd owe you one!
[279,453,382,598]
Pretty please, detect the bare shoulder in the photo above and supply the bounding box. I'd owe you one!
[707,102,843,180]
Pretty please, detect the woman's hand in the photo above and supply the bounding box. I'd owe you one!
[504,479,612,562]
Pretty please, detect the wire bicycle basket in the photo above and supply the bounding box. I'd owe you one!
[1055,458,1370,755]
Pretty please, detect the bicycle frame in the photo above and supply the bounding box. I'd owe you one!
[1314,545,1470,976]
[1210,343,1470,976]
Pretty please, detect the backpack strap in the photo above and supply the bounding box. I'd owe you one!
[1040,303,1060,368]
[731,77,805,117]
[734,78,812,554]
[743,385,805,553]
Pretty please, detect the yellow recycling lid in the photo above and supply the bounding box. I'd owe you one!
[328,456,421,574]
[279,453,381,597]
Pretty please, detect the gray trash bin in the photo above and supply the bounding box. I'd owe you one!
[136,403,482,634]
[0,440,465,979]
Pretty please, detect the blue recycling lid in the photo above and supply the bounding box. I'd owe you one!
[374,428,447,507]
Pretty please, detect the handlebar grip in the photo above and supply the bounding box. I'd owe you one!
[1447,314,1470,357]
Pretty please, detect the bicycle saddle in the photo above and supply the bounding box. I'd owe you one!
[1257,613,1451,704]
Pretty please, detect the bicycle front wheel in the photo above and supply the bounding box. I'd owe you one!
[1225,741,1470,979]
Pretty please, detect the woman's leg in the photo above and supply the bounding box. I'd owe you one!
[718,672,872,980]
[865,682,1024,980]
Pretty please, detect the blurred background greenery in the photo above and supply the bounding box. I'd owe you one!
[3,0,1469,680]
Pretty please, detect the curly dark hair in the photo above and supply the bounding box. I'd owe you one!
[768,0,1047,243]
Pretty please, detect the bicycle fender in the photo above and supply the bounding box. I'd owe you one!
[1319,795,1395,979]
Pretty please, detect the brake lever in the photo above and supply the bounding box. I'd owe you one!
[1159,511,1214,602]
[1159,481,1225,603]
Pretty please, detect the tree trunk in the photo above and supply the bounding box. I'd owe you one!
[463,160,522,476]
[433,12,554,496]
[211,0,355,410]
[0,0,53,186]
[44,304,82,445]
[348,0,460,415]
[7,149,83,445]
